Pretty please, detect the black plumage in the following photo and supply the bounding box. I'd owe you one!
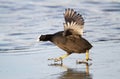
[39,8,92,62]
[40,31,92,53]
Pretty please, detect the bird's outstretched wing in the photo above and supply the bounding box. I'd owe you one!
[63,8,84,36]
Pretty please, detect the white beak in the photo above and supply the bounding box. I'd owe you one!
[37,35,41,42]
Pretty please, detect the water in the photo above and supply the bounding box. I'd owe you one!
[0,0,120,79]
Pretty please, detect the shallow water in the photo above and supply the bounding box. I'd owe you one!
[0,0,120,79]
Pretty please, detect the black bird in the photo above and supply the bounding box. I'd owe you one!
[38,8,92,63]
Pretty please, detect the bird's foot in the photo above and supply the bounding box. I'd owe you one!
[48,57,63,65]
[76,59,88,64]
[86,58,92,61]
[76,58,92,64]
[48,57,63,62]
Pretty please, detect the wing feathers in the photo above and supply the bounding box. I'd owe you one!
[63,8,84,36]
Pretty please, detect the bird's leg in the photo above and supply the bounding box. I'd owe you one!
[48,53,70,63]
[60,53,70,58]
[76,50,92,64]
[55,53,70,62]
[85,50,92,61]
[86,50,89,61]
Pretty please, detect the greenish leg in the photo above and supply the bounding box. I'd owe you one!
[76,50,92,64]
[48,53,70,64]
[86,50,89,61]
[86,50,92,61]
[55,53,70,62]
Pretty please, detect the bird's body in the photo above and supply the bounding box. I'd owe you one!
[46,31,92,54]
[39,8,92,63]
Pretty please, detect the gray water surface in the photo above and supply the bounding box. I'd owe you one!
[0,0,120,79]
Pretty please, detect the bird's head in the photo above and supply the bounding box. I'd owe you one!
[40,35,47,41]
[37,34,53,41]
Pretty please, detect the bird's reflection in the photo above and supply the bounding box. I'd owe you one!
[49,63,92,79]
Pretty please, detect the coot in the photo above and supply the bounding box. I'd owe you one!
[38,8,92,63]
